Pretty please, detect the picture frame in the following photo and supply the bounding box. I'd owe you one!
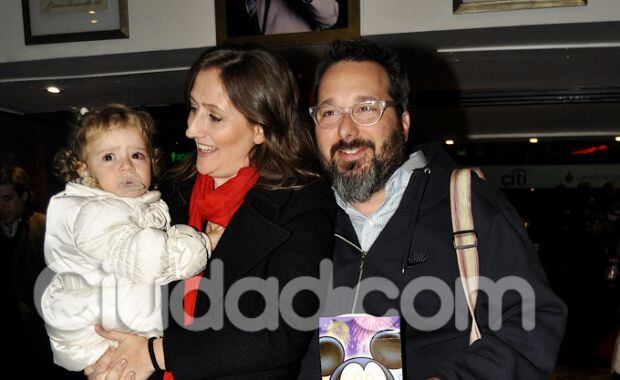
[215,0,360,46]
[453,0,587,14]
[22,0,129,45]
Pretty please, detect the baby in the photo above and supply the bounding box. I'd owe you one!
[41,104,214,371]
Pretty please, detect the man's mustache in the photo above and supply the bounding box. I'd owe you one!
[330,139,376,158]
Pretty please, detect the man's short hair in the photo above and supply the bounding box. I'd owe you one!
[314,39,410,117]
[0,164,34,208]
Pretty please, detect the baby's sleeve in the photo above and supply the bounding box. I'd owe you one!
[159,224,212,282]
[74,199,210,285]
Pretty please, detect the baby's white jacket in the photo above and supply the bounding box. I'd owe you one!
[41,183,211,371]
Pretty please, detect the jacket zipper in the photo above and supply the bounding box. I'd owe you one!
[353,250,369,313]
[335,233,367,314]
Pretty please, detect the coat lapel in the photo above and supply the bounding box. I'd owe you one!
[334,208,359,246]
[213,191,291,290]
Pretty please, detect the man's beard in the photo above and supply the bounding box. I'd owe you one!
[322,126,406,204]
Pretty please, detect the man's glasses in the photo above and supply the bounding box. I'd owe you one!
[309,100,398,129]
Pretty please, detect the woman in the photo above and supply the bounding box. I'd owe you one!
[84,45,335,379]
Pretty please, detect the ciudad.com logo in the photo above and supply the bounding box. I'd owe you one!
[34,259,536,334]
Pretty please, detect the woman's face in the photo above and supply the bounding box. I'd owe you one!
[186,69,264,188]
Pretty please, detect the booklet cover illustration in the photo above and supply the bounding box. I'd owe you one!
[319,314,402,379]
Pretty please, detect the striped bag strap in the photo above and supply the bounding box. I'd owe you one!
[450,168,485,345]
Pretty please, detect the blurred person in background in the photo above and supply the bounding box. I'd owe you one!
[0,164,63,378]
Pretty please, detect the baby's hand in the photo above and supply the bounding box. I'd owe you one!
[205,222,225,250]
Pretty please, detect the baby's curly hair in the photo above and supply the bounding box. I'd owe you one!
[55,103,163,185]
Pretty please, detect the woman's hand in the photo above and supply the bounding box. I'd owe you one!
[84,346,136,380]
[84,325,155,380]
[84,346,121,380]
[206,221,225,250]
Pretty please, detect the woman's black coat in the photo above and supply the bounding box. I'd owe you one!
[161,179,336,379]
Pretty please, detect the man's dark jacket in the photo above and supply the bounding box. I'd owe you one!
[326,142,567,379]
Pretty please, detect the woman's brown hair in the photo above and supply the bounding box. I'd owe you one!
[168,44,321,189]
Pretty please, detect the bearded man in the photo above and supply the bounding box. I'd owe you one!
[310,39,567,380]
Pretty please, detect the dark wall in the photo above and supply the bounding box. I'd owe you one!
[0,112,49,212]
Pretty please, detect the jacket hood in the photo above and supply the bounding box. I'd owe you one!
[411,141,458,173]
[63,182,162,204]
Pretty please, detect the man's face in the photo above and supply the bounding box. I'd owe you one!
[0,183,26,225]
[314,61,410,203]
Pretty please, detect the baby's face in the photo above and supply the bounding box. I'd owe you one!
[81,126,152,197]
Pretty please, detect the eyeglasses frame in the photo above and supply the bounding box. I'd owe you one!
[309,100,399,128]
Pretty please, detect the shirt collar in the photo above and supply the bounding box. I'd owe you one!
[1,218,21,238]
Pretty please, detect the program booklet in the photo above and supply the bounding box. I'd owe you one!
[319,314,402,379]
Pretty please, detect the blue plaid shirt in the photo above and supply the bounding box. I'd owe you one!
[334,150,428,251]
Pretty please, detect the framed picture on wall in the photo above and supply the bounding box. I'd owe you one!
[22,0,129,45]
[215,0,360,46]
[453,0,587,14]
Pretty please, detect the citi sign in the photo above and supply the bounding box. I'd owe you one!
[502,168,528,187]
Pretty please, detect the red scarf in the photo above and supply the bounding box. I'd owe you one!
[164,166,259,379]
